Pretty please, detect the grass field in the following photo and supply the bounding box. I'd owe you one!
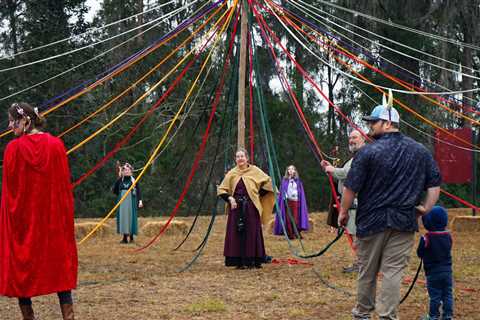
[1,209,479,319]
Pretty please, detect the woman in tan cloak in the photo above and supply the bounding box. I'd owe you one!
[217,148,275,268]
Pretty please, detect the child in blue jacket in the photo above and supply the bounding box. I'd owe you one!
[417,206,453,320]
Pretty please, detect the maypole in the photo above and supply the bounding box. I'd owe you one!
[237,0,248,149]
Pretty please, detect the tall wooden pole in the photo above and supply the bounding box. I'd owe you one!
[473,128,478,216]
[237,0,248,149]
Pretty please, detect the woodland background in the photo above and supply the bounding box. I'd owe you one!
[0,0,479,217]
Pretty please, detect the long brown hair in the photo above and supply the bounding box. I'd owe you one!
[284,165,299,179]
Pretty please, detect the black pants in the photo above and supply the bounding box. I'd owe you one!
[18,291,73,305]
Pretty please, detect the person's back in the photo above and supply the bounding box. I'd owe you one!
[1,132,77,293]
[0,103,77,319]
[340,96,441,320]
[348,132,440,237]
[417,206,453,320]
[417,208,452,275]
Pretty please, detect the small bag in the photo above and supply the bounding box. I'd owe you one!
[236,196,248,233]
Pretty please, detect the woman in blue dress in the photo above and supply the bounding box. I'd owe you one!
[113,163,143,243]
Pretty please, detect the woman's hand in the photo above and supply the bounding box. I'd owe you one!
[228,196,237,209]
[116,160,122,177]
[138,200,144,208]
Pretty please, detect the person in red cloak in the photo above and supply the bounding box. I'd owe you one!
[0,103,78,320]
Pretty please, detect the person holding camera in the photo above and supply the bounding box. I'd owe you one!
[113,162,143,244]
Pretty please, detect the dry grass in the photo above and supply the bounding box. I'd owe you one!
[1,212,479,319]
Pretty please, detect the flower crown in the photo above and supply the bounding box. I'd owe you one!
[12,103,40,119]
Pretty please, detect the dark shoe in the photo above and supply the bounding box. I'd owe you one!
[120,235,128,243]
[342,264,360,273]
[19,304,35,320]
[60,304,74,320]
[129,235,134,243]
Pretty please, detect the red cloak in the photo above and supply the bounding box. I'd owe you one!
[0,133,77,297]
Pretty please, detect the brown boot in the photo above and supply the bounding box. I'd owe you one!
[60,303,74,320]
[19,304,35,320]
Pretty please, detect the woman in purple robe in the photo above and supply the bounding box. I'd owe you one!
[274,165,310,239]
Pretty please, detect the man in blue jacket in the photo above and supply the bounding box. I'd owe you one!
[338,98,442,320]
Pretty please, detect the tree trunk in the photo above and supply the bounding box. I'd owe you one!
[327,63,336,135]
[294,44,304,109]
[136,0,143,46]
[6,0,19,54]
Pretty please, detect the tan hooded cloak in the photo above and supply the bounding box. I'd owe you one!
[217,165,275,224]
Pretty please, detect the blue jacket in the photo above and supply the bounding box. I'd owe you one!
[417,206,452,275]
[417,232,452,275]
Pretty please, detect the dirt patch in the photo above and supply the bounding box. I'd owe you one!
[1,212,479,319]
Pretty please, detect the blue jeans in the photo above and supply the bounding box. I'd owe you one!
[426,272,453,320]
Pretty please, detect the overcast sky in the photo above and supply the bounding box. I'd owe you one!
[85,0,103,22]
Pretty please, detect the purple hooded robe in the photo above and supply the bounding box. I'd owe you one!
[273,178,310,235]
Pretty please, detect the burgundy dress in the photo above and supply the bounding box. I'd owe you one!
[224,179,266,268]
